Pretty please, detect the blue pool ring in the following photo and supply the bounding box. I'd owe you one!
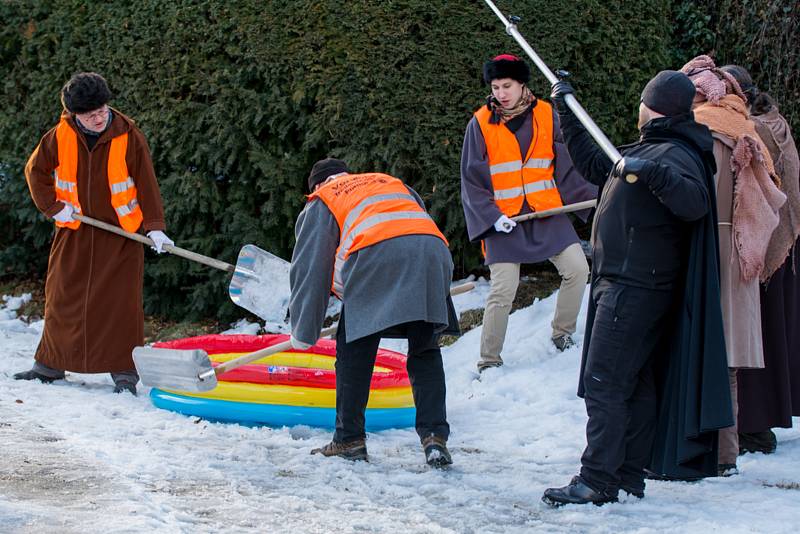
[151,388,416,430]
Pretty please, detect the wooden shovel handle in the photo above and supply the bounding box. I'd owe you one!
[510,199,597,223]
[73,214,234,273]
[212,282,475,377]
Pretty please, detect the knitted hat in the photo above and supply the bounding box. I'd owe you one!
[483,54,531,84]
[308,158,349,192]
[680,55,746,104]
[60,72,112,114]
[640,70,696,117]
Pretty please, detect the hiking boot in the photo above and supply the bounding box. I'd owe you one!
[310,438,368,462]
[717,463,739,477]
[421,434,452,468]
[552,335,575,352]
[620,485,645,499]
[13,369,60,383]
[739,430,777,455]
[113,381,137,396]
[542,476,618,507]
[477,360,503,373]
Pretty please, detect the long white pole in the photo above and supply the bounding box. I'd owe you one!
[481,0,622,165]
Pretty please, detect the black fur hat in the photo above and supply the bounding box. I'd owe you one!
[60,72,112,114]
[483,54,531,84]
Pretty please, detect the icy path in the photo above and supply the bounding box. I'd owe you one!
[1,290,798,533]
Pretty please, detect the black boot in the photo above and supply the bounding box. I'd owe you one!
[422,434,453,468]
[542,476,618,507]
[113,381,137,396]
[739,431,777,455]
[13,369,60,383]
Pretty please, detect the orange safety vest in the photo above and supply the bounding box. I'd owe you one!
[53,119,143,232]
[308,173,448,297]
[474,100,563,216]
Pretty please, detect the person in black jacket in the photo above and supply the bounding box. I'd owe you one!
[542,71,731,506]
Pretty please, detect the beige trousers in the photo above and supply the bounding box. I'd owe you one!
[479,242,589,366]
[718,368,739,465]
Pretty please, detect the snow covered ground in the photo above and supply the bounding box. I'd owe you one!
[1,285,799,533]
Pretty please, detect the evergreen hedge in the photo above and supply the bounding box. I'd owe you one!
[0,0,718,322]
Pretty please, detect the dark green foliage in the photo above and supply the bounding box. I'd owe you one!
[670,0,798,133]
[1,0,675,321]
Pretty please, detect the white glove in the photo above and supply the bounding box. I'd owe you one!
[493,215,517,233]
[147,230,174,254]
[290,335,312,350]
[52,203,75,223]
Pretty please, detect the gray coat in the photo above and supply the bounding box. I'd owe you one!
[289,186,454,344]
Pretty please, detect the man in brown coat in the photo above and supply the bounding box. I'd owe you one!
[15,72,172,395]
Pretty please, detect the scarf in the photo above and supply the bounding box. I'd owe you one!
[753,106,800,278]
[680,55,747,105]
[488,85,535,124]
[694,95,787,281]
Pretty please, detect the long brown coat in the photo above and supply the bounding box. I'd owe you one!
[711,133,764,369]
[25,110,166,373]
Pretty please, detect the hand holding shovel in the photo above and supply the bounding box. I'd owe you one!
[133,281,476,392]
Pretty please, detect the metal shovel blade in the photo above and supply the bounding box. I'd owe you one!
[228,244,291,323]
[132,346,219,392]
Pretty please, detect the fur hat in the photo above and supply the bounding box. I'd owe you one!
[483,54,531,84]
[308,158,349,192]
[60,72,112,114]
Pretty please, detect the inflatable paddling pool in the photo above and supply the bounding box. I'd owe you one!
[149,333,416,430]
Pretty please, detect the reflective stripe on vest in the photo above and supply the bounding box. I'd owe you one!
[53,119,144,232]
[309,173,448,298]
[474,101,564,215]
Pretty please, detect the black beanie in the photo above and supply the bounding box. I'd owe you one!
[640,70,696,117]
[483,54,531,84]
[308,158,349,192]
[60,72,112,114]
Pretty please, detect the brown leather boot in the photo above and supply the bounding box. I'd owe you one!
[310,438,368,461]
[422,434,452,468]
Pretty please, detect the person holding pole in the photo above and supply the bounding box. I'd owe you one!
[460,54,596,372]
[17,72,172,395]
[542,71,732,506]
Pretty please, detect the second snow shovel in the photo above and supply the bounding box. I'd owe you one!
[133,281,476,392]
[72,214,289,323]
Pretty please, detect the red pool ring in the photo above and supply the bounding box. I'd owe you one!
[154,334,411,389]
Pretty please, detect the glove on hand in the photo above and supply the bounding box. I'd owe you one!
[614,157,657,185]
[550,81,576,112]
[147,230,174,254]
[290,335,312,350]
[53,203,75,223]
[494,215,517,233]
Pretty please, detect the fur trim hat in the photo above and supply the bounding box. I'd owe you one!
[60,72,112,114]
[483,54,531,84]
[308,158,349,192]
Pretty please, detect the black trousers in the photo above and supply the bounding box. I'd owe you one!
[333,311,450,443]
[580,279,675,495]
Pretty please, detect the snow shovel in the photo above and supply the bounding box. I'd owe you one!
[511,199,597,223]
[72,214,289,323]
[481,0,638,183]
[132,281,476,392]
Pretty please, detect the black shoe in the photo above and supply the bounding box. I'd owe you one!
[422,434,453,468]
[620,485,644,499]
[477,360,503,373]
[644,469,703,482]
[552,335,575,352]
[542,476,618,507]
[113,381,137,396]
[311,439,368,461]
[13,369,60,383]
[739,430,777,455]
[717,463,739,477]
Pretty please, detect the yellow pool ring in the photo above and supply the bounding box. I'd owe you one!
[166,382,414,409]
[209,351,394,373]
